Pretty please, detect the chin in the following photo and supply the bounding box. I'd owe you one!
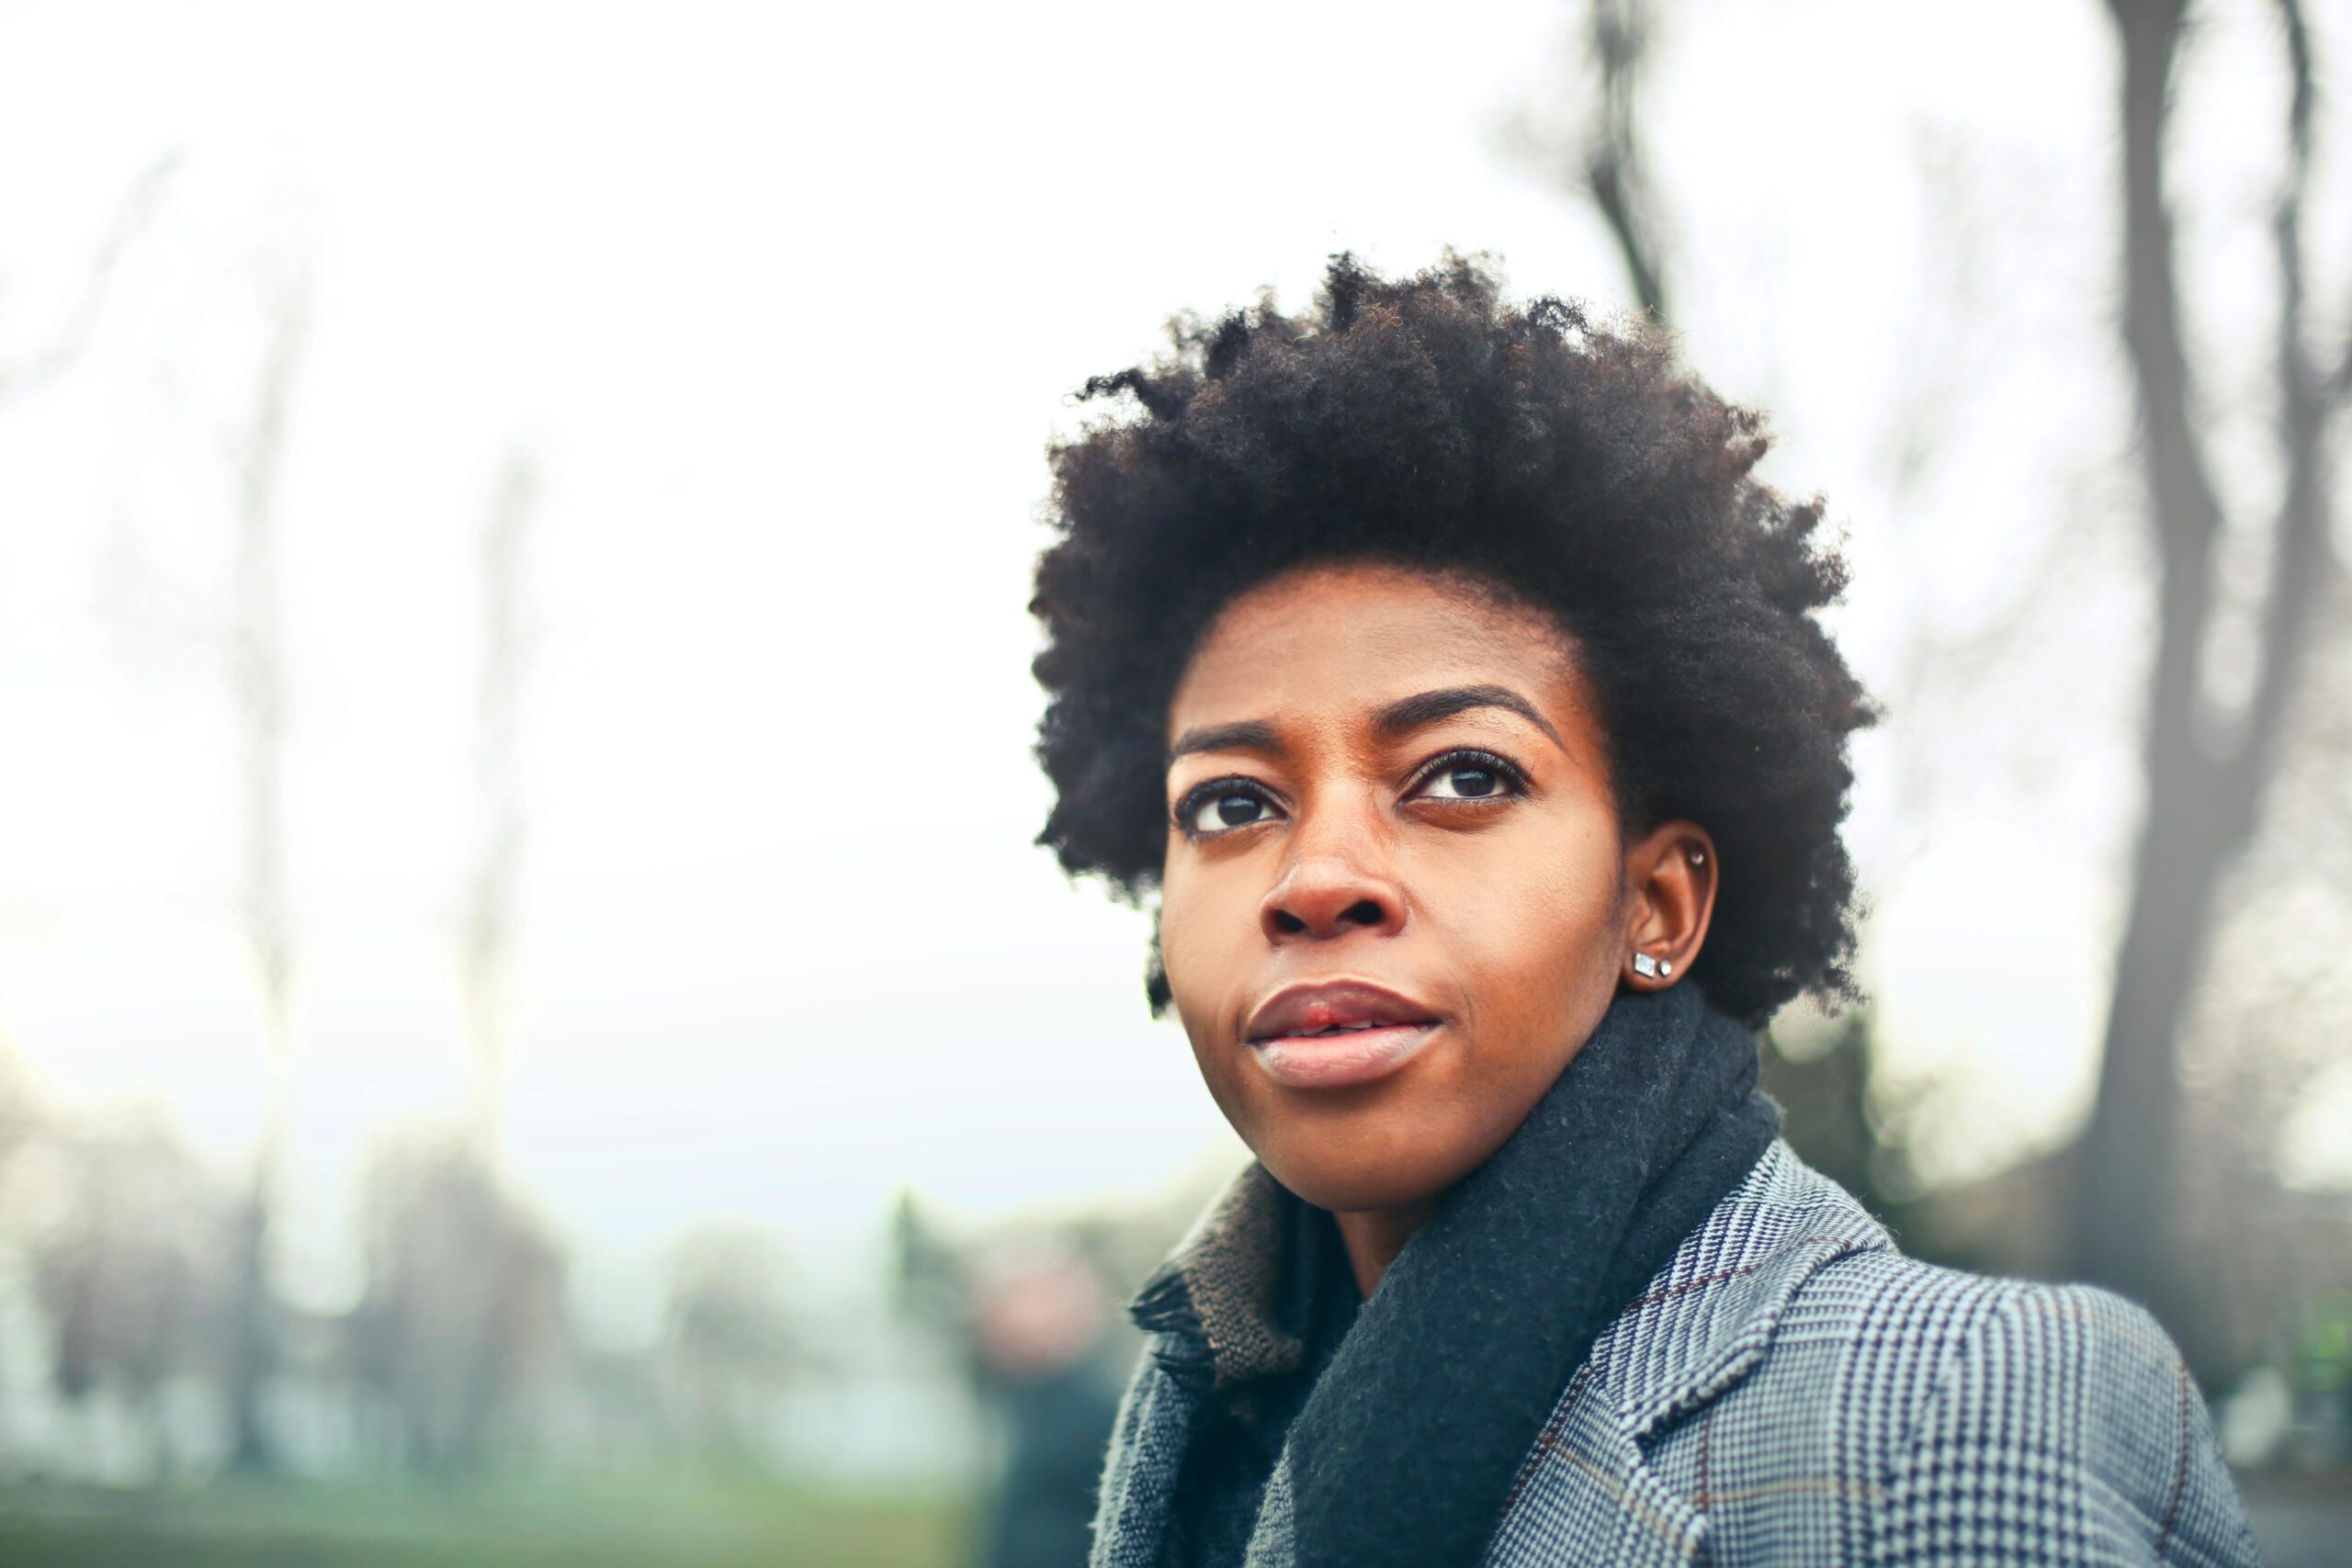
[1258,1145,1459,1214]
[1221,1085,1503,1214]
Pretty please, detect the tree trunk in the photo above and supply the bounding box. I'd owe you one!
[225,278,308,1472]
[2073,0,2340,1380]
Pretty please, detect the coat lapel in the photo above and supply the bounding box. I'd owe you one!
[1601,1141,1891,1443]
[1483,1357,1710,1565]
[1482,1142,1894,1563]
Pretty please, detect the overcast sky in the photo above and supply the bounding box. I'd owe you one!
[0,0,2339,1328]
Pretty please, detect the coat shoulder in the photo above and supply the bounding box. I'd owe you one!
[1793,1259,2258,1565]
[1602,1147,2263,1566]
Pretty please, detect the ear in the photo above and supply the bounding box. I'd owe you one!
[1621,819,1717,992]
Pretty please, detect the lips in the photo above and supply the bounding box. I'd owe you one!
[1244,979,1442,1089]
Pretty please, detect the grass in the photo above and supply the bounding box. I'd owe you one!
[0,1473,978,1568]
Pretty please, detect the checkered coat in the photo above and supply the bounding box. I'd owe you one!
[1091,1140,2260,1566]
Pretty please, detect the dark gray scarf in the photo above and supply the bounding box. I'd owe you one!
[1134,982,1780,1567]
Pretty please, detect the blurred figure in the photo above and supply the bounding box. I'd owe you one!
[971,1249,1118,1568]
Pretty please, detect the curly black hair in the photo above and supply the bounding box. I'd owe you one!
[1030,254,1874,1029]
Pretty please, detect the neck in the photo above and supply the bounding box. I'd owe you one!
[1333,1199,1439,1299]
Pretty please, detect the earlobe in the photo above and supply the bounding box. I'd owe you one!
[1623,822,1717,989]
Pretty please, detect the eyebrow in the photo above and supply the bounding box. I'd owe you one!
[1375,684,1568,753]
[1166,684,1568,768]
[1167,719,1283,765]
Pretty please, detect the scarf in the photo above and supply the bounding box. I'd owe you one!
[1131,982,1780,1567]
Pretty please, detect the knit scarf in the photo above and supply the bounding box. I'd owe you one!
[1134,981,1780,1567]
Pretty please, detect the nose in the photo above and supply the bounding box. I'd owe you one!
[1261,852,1407,944]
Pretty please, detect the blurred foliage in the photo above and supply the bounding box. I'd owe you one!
[25,1112,237,1411]
[0,1477,972,1568]
[662,1224,801,1466]
[346,1126,568,1475]
[1763,1010,2072,1284]
[2293,1293,2351,1398]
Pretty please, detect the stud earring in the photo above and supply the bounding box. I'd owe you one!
[1659,959,1674,976]
[1689,849,1705,865]
[1632,952,1659,978]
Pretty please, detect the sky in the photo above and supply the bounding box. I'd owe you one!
[0,0,2340,1329]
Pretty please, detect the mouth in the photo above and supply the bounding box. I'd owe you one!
[1243,979,1442,1089]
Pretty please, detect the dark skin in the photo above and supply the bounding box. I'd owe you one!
[1159,563,1718,1300]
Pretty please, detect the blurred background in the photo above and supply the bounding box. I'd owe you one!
[0,0,2346,1562]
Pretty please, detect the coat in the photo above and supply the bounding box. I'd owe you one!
[1088,1139,2261,1566]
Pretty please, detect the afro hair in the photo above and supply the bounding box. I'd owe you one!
[1029,253,1875,1029]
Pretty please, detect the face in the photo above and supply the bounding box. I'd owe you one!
[1159,561,1713,1214]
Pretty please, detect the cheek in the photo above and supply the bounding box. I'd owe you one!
[1436,827,1623,1034]
[1157,861,1248,1034]
[1159,859,1286,1134]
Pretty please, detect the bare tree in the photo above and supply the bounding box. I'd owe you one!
[2072,0,2349,1369]
[459,454,538,1163]
[224,274,309,1472]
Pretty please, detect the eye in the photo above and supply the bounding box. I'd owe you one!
[1175,779,1283,837]
[1408,749,1528,804]
[1424,764,1502,799]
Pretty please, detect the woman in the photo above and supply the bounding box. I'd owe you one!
[1028,255,2256,1567]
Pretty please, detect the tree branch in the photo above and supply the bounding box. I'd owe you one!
[2279,0,2352,404]
[0,152,180,406]
[2107,0,2226,575]
[1587,0,1670,320]
[2239,0,2338,784]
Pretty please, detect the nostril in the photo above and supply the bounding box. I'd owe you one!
[1340,899,1384,929]
[1272,909,1308,935]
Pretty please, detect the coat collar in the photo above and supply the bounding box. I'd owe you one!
[1129,1162,1307,1392]
[1593,1139,1893,1440]
[1128,1139,1890,1432]
[1102,1140,1890,1567]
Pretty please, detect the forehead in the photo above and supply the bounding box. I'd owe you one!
[1168,562,1589,739]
